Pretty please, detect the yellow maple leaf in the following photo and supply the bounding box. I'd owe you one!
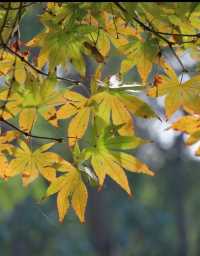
[0,130,19,154]
[91,151,132,195]
[89,126,154,195]
[148,63,200,119]
[0,130,19,180]
[0,50,37,84]
[7,141,60,186]
[92,90,156,136]
[0,89,22,120]
[91,148,154,195]
[57,91,92,147]
[0,154,11,180]
[0,78,65,131]
[172,115,200,134]
[46,162,88,223]
[120,37,159,82]
[171,114,200,156]
[103,12,138,49]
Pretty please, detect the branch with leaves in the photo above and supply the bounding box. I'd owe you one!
[0,117,65,142]
[0,43,82,85]
[0,2,200,224]
[114,2,189,72]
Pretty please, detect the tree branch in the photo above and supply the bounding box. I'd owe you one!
[114,2,171,44]
[114,3,200,39]
[1,43,82,85]
[114,2,188,72]
[0,117,77,143]
[155,31,200,38]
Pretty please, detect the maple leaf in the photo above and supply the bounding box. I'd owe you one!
[0,87,23,120]
[0,130,19,180]
[0,154,11,180]
[171,114,200,156]
[2,1,200,226]
[57,91,92,147]
[0,130,19,154]
[46,161,88,223]
[92,79,157,136]
[172,115,200,134]
[83,124,154,195]
[0,50,37,85]
[26,16,96,75]
[120,37,159,82]
[83,10,137,55]
[148,63,200,119]
[101,12,138,49]
[0,78,64,131]
[7,141,60,186]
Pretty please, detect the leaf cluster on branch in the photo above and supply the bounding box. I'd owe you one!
[0,2,200,223]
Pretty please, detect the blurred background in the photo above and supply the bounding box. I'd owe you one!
[0,3,200,256]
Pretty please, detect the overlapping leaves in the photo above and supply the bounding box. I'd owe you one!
[1,2,200,225]
[82,124,154,195]
[56,90,92,146]
[148,63,200,119]
[56,77,157,146]
[0,77,64,131]
[26,8,99,75]
[7,141,59,186]
[92,77,157,135]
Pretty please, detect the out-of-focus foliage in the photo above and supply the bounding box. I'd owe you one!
[0,2,200,228]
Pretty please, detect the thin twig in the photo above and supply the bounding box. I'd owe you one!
[168,44,187,72]
[1,43,82,85]
[155,31,200,38]
[0,117,78,143]
[114,2,188,72]
[0,4,24,118]
[114,3,200,38]
[145,13,187,72]
[114,3,171,44]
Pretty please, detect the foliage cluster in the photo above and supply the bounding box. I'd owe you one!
[0,2,200,223]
